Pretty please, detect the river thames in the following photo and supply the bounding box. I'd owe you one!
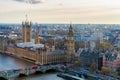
[0,54,64,80]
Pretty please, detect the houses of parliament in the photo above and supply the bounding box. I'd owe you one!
[4,19,78,65]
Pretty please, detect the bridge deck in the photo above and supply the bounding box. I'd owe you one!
[57,73,85,80]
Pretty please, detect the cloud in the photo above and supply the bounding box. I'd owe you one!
[13,0,44,4]
[58,3,63,6]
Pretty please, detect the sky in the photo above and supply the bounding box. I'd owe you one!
[1,0,120,24]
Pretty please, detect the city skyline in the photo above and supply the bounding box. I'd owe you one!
[1,0,120,24]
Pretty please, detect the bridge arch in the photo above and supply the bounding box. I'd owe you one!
[45,68,57,73]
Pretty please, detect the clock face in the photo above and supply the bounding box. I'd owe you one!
[68,37,74,40]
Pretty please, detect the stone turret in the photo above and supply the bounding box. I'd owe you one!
[22,20,32,42]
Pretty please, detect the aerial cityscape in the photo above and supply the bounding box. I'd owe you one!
[1,0,120,80]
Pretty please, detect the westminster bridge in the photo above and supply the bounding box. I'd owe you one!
[0,53,65,80]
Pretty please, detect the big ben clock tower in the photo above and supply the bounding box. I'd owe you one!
[67,24,75,54]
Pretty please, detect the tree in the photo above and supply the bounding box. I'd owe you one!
[47,38,55,46]
[101,67,110,75]
[89,63,97,72]
[74,59,82,67]
[101,42,112,50]
[10,39,16,44]
[116,67,120,76]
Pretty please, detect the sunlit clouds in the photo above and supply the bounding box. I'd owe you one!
[1,0,120,24]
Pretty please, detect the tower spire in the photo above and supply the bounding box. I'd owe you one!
[68,22,74,36]
[25,14,28,21]
[66,22,75,62]
[70,21,72,25]
[69,21,73,30]
[35,23,40,44]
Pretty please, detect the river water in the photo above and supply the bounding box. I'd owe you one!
[0,54,64,80]
[14,73,63,80]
